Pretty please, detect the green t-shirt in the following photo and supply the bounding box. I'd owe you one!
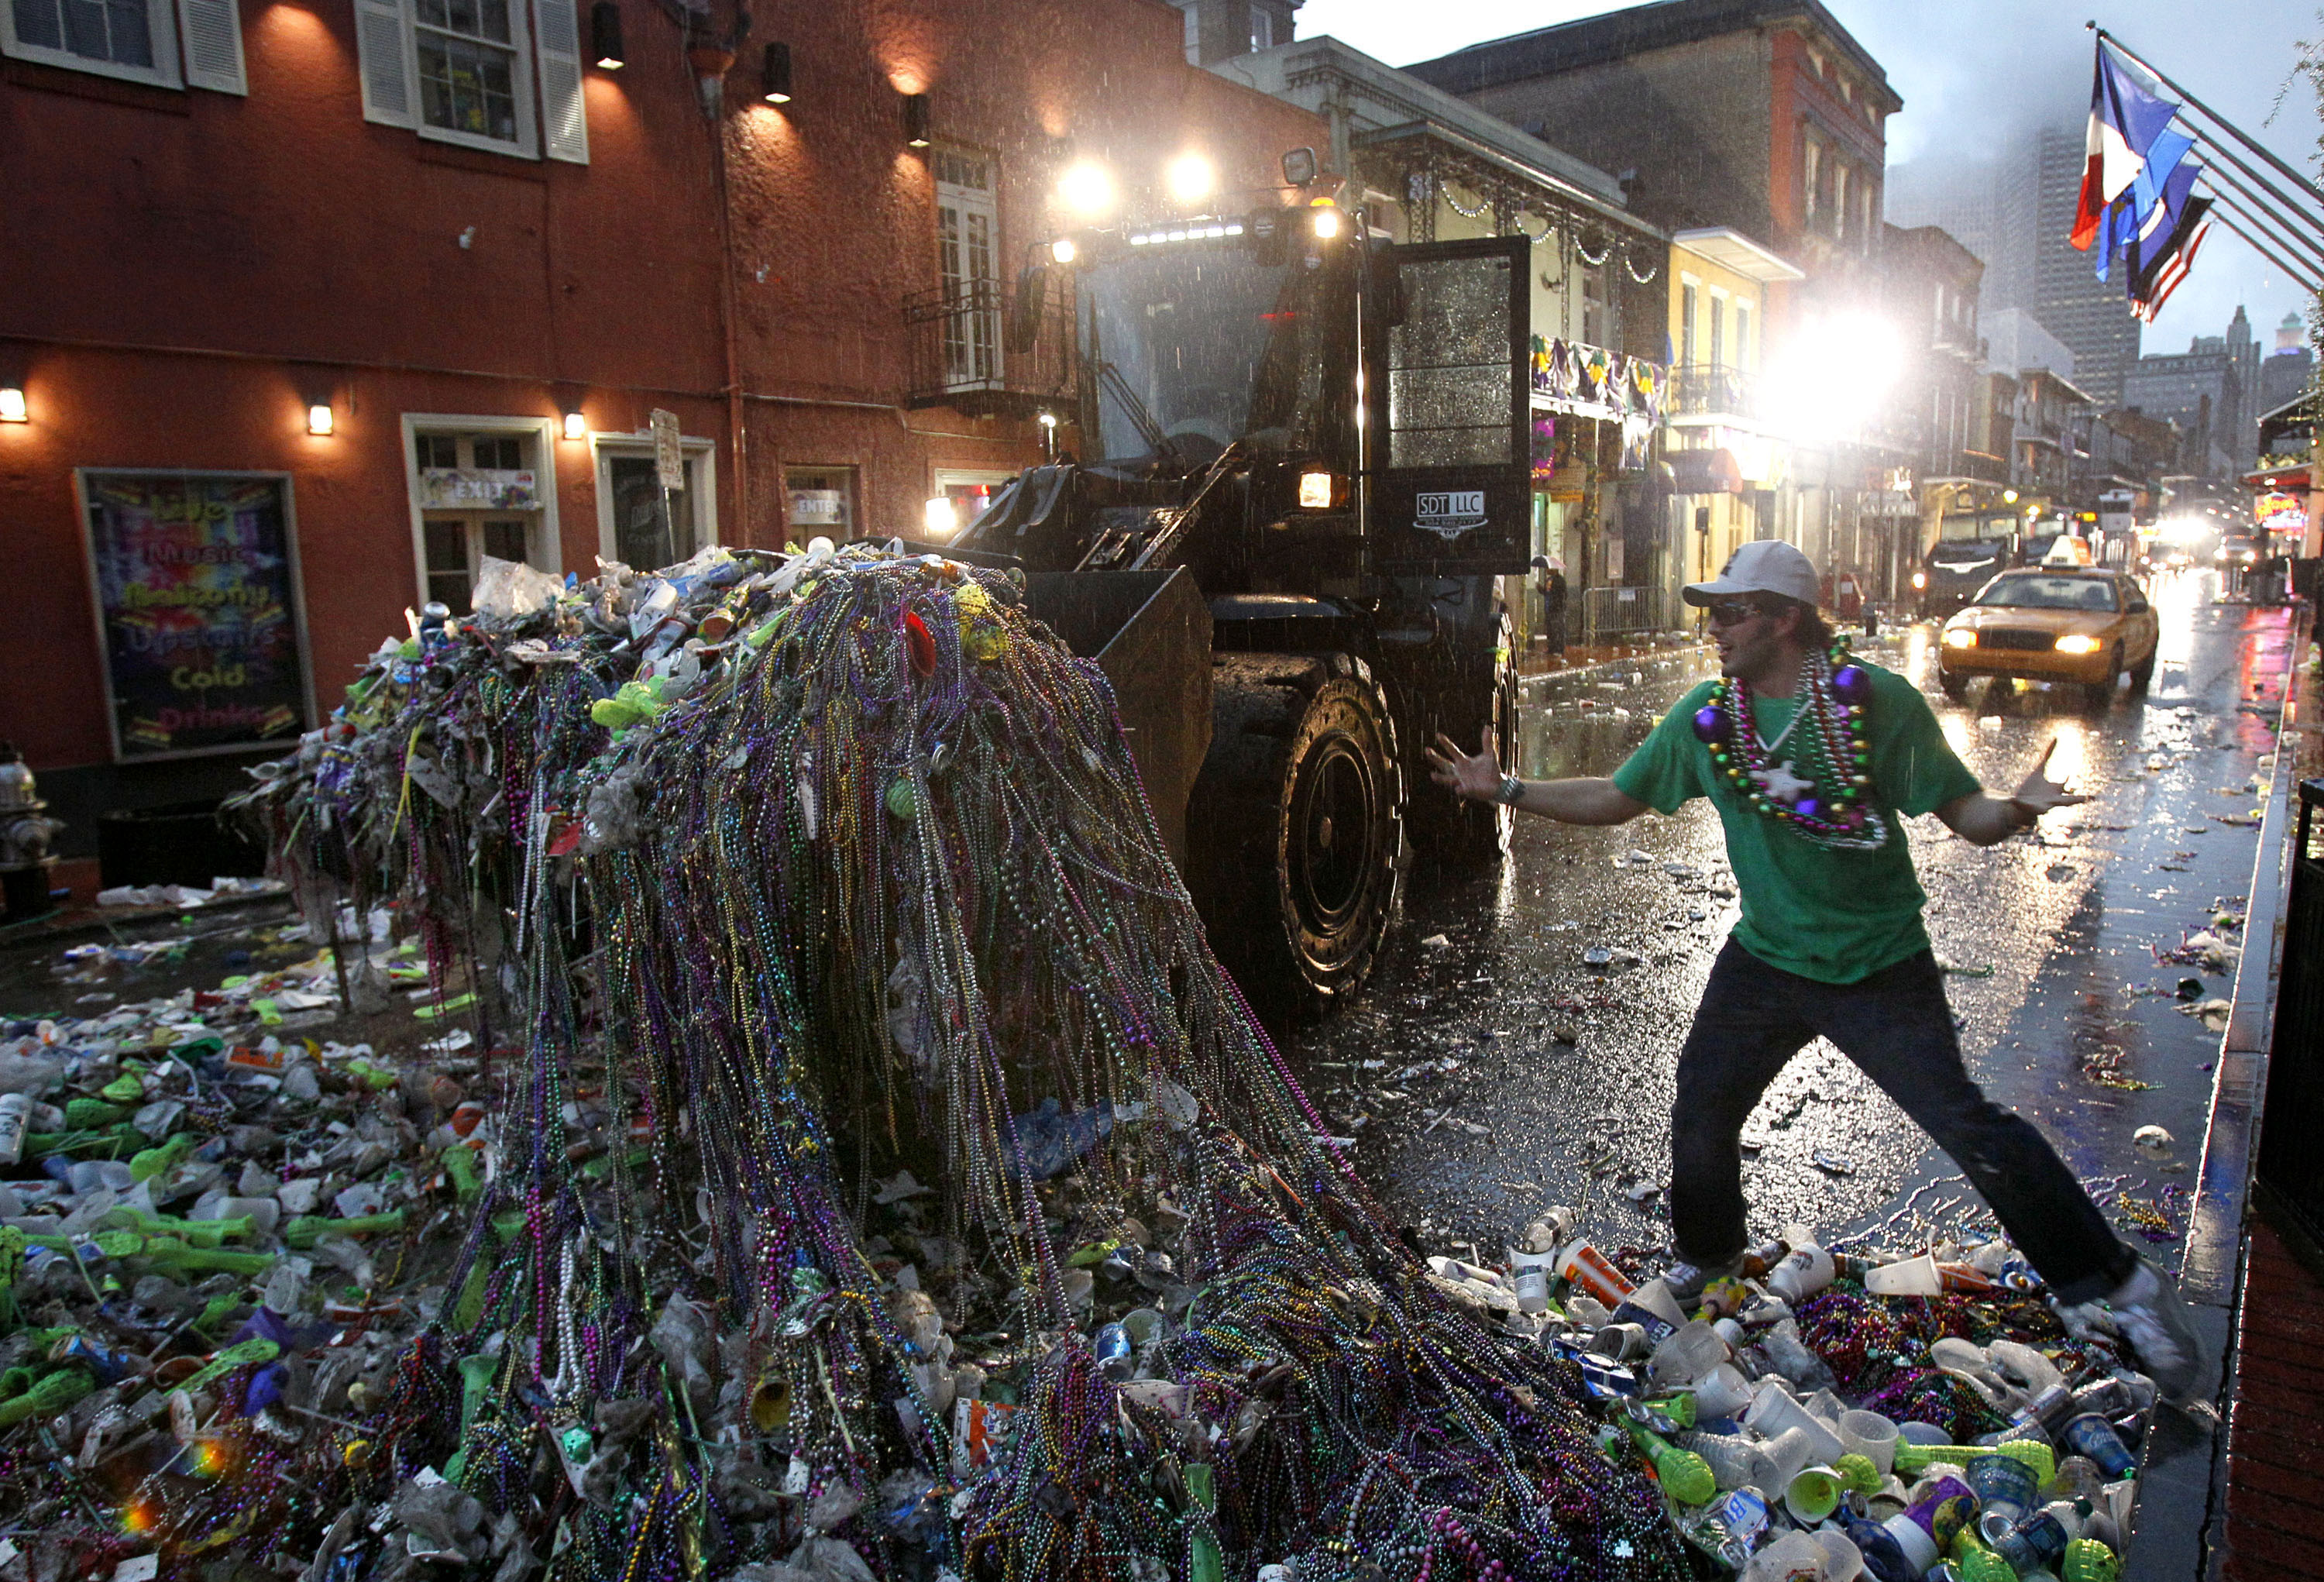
[1611,660,1982,984]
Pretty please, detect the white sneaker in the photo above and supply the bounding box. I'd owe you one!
[2095,1258,2203,1404]
[1660,1254,1745,1305]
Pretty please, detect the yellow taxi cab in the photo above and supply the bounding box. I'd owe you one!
[1936,567,2158,708]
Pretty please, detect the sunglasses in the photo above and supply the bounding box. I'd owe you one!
[1704,599,1767,627]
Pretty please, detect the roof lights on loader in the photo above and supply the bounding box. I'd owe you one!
[1050,236,1078,265]
[1124,222,1243,246]
[1309,203,1342,239]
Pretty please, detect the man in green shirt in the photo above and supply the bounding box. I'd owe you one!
[1425,540,2200,1400]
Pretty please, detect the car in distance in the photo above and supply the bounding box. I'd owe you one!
[1935,569,2158,708]
[1913,535,2014,621]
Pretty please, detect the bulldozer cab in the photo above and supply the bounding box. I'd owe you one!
[973,219,1532,587]
[1364,235,1534,579]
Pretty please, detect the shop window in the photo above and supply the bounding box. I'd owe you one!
[1248,2,1270,50]
[352,0,587,163]
[786,467,855,540]
[407,421,558,610]
[1679,280,1697,367]
[2,0,242,90]
[1733,301,1751,371]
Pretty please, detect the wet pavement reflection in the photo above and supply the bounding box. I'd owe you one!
[1292,570,2293,1270]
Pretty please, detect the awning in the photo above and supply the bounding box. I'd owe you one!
[1667,448,1743,495]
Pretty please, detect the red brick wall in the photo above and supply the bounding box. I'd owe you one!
[0,0,1325,796]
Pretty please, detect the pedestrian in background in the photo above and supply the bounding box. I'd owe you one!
[1533,555,1568,657]
[1425,538,2203,1400]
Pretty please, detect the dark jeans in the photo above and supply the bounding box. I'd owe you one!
[1671,939,2135,1304]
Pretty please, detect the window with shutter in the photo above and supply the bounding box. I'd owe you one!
[2,0,186,88]
[174,0,242,91]
[355,0,416,126]
[532,0,586,163]
[355,0,580,160]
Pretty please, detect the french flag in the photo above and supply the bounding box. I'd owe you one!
[2071,44,2181,252]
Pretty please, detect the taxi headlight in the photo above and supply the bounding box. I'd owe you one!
[2053,634,2101,655]
[1942,628,1977,649]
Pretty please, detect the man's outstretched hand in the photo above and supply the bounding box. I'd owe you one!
[2012,738,2087,816]
[1425,729,1501,803]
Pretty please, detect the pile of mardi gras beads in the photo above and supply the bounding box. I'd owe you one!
[233,543,1691,1581]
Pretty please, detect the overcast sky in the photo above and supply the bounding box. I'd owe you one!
[1295,0,2319,354]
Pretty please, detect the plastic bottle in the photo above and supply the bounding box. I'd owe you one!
[1621,1415,1717,1505]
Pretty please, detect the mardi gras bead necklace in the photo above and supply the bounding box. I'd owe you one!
[1691,640,1891,851]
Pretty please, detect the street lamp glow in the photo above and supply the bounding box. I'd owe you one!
[0,387,24,423]
[1758,308,1901,445]
[923,496,958,538]
[1058,162,1114,218]
[1049,236,1078,265]
[1165,153,1215,206]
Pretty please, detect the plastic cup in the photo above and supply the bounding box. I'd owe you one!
[1753,1426,1817,1493]
[1769,1242,1837,1305]
[1649,1321,1730,1388]
[1745,1382,1848,1467]
[1786,1464,1844,1525]
[1694,1363,1755,1421]
[1840,1409,1900,1477]
[1865,1254,1943,1296]
[1624,1276,1689,1334]
[1810,1529,1864,1582]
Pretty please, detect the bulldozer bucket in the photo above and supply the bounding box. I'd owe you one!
[1020,568,1212,869]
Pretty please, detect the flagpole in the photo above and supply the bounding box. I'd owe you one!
[2175,124,2324,247]
[2200,201,2324,293]
[2195,161,2324,272]
[2090,26,2324,212]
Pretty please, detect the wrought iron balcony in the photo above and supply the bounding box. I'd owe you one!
[1666,363,1757,420]
[903,277,1074,417]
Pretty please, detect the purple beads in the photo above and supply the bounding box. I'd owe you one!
[1831,664,1871,704]
[1692,704,1730,744]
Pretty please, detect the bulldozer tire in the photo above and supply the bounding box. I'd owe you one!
[1404,611,1518,872]
[1187,652,1404,1017]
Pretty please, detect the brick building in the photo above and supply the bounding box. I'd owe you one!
[0,0,1323,863]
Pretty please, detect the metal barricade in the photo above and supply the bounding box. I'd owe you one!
[1578,585,1670,645]
[2257,779,2324,1250]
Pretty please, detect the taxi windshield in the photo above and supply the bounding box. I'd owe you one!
[1973,574,2117,613]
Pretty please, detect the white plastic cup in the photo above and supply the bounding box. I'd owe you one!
[1624,1276,1689,1333]
[1839,1409,1900,1477]
[1786,1464,1844,1525]
[1864,1253,1943,1296]
[1810,1529,1865,1581]
[1768,1242,1836,1305]
[1514,1267,1552,1314]
[1743,1381,1847,1467]
[1648,1321,1729,1388]
[1752,1426,1817,1494]
[1693,1363,1755,1421]
[1743,1531,1827,1581]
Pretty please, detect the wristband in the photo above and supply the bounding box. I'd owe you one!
[1497,774,1524,807]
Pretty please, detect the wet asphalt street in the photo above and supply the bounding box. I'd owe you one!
[1292,570,2297,1269]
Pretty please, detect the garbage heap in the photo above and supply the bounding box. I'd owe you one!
[0,544,2158,1582]
[221,543,1693,1582]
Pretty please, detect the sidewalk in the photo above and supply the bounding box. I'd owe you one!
[2144,601,2321,1580]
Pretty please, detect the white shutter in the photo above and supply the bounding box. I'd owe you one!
[354,0,415,128]
[533,0,587,164]
[176,0,245,92]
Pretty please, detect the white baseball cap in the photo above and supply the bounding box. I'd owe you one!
[1682,539,1820,607]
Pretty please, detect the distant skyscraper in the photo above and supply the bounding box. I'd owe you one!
[1888,125,2142,407]
[2123,308,2265,475]
[2260,310,2315,422]
[2030,126,2142,409]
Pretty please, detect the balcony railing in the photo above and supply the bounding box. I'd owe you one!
[904,276,1075,416]
[1666,363,1757,420]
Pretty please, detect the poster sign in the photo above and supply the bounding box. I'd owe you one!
[650,408,683,491]
[78,470,311,760]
